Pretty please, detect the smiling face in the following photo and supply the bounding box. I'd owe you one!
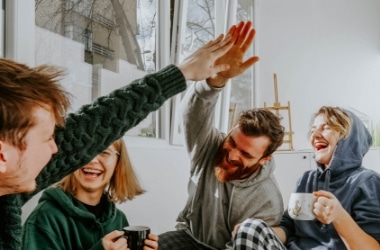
[310,114,341,167]
[73,145,119,202]
[214,126,271,182]
[0,107,58,195]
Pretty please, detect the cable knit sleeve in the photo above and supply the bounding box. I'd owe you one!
[1,65,186,250]
[28,64,186,200]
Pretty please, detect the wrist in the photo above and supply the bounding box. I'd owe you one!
[206,76,228,88]
[177,64,192,80]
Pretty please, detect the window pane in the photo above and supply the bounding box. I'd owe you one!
[229,0,256,129]
[35,0,158,137]
[182,0,215,59]
[176,0,256,131]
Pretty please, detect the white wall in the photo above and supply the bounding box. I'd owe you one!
[255,0,380,150]
[116,137,189,234]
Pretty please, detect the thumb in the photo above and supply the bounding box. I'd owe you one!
[104,230,125,241]
[313,190,332,198]
[212,64,230,75]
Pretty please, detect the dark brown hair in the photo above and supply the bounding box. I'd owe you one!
[236,108,285,157]
[0,58,71,149]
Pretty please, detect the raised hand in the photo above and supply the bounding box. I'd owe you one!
[177,26,238,81]
[207,21,259,88]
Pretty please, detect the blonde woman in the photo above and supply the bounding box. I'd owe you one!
[22,138,158,250]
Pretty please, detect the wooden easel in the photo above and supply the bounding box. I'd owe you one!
[264,73,294,151]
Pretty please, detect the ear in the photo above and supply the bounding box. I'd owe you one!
[259,154,272,165]
[0,141,7,173]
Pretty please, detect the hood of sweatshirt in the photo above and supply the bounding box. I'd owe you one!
[229,157,276,188]
[39,187,117,224]
[313,109,372,191]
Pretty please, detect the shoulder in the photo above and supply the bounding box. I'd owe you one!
[25,189,69,225]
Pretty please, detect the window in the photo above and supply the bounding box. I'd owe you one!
[33,0,158,137]
[3,0,257,144]
[170,0,258,144]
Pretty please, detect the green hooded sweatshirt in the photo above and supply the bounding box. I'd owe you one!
[22,187,128,250]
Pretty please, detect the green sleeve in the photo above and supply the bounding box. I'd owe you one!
[28,64,186,199]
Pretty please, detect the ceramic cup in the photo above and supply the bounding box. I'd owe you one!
[288,192,316,220]
[123,225,150,250]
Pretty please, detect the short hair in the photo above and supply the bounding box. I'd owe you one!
[0,58,71,149]
[308,106,351,139]
[57,138,145,203]
[236,108,284,157]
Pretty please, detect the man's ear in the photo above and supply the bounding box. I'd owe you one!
[0,141,8,173]
[259,154,272,165]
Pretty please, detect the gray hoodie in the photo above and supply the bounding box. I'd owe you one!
[280,109,380,249]
[176,81,284,249]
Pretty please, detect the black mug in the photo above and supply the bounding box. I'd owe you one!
[123,225,150,250]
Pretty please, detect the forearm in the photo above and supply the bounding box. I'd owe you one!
[334,210,380,250]
[272,226,287,244]
[30,65,186,197]
[180,81,221,152]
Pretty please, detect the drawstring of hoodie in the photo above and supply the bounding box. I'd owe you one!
[324,169,331,191]
[313,168,331,232]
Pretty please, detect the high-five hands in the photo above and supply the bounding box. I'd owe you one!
[178,31,236,81]
[207,21,259,88]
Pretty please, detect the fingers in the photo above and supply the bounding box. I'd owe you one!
[225,24,238,39]
[102,230,128,250]
[204,32,234,53]
[234,21,246,42]
[144,239,158,250]
[203,34,225,49]
[240,29,256,52]
[313,190,334,198]
[235,21,253,46]
[143,234,158,250]
[240,56,260,72]
[104,230,125,241]
[148,233,158,241]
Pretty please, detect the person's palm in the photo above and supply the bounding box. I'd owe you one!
[208,21,259,87]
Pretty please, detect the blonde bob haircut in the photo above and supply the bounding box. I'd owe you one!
[56,138,145,203]
[308,106,351,140]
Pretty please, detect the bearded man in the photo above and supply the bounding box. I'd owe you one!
[158,21,285,250]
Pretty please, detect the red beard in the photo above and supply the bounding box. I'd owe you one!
[214,147,261,182]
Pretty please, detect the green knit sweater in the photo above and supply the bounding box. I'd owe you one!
[0,64,186,249]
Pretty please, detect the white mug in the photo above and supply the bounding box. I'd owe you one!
[288,192,316,220]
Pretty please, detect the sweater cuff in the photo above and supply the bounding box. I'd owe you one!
[194,80,223,99]
[151,64,187,99]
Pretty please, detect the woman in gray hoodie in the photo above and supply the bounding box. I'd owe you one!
[232,106,380,250]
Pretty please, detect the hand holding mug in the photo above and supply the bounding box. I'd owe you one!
[102,230,128,250]
[313,190,345,224]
